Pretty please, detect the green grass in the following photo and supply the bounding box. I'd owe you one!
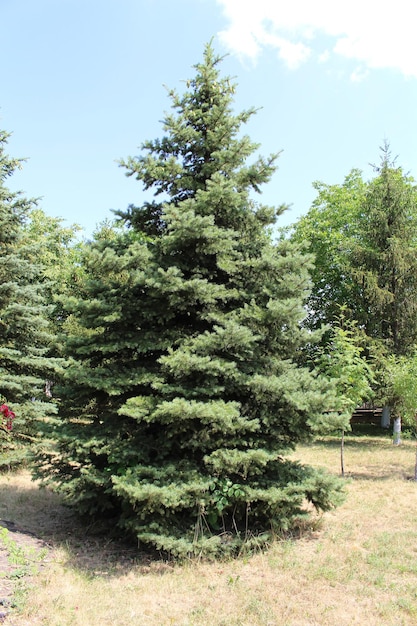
[1,430,417,625]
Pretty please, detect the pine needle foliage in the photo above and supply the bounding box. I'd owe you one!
[0,131,58,467]
[351,143,417,356]
[35,44,345,557]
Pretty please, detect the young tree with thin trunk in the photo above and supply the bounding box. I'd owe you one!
[316,320,375,476]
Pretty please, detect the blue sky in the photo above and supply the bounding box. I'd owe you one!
[2,0,416,238]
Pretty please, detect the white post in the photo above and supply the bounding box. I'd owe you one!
[393,416,402,445]
[381,405,391,429]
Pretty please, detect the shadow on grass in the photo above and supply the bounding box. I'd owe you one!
[341,462,416,481]
[0,471,333,578]
[0,474,173,580]
[1,427,415,578]
[313,426,397,450]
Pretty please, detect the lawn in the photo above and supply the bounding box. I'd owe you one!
[1,430,417,626]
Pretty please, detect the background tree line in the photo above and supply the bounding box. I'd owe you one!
[291,145,417,437]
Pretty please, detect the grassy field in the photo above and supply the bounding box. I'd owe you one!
[1,430,417,625]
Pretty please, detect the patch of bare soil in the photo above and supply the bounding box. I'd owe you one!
[0,520,49,622]
[0,472,154,623]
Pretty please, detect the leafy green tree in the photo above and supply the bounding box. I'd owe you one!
[36,44,344,557]
[317,324,374,417]
[291,170,366,332]
[0,131,58,466]
[372,352,417,455]
[379,354,417,447]
[316,319,375,475]
[292,145,417,358]
[20,208,84,372]
[21,208,82,305]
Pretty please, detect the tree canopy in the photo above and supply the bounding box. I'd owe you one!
[292,144,417,358]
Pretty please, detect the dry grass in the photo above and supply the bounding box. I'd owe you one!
[2,431,417,626]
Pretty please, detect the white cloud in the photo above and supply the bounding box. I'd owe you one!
[350,67,369,83]
[275,37,311,70]
[318,50,330,64]
[216,0,417,79]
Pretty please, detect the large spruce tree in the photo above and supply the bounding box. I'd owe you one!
[0,130,58,466]
[36,45,344,556]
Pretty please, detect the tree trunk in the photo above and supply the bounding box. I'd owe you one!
[414,444,417,481]
[415,415,417,481]
[393,416,402,445]
[340,429,345,477]
[381,405,391,429]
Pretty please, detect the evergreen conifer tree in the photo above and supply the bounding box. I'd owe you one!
[36,45,344,556]
[0,130,58,466]
[351,144,417,356]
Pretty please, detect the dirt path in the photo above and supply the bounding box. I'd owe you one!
[0,520,49,623]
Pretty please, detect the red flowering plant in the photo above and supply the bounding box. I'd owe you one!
[0,403,16,434]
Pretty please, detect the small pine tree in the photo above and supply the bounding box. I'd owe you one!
[35,45,345,556]
[0,130,58,466]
